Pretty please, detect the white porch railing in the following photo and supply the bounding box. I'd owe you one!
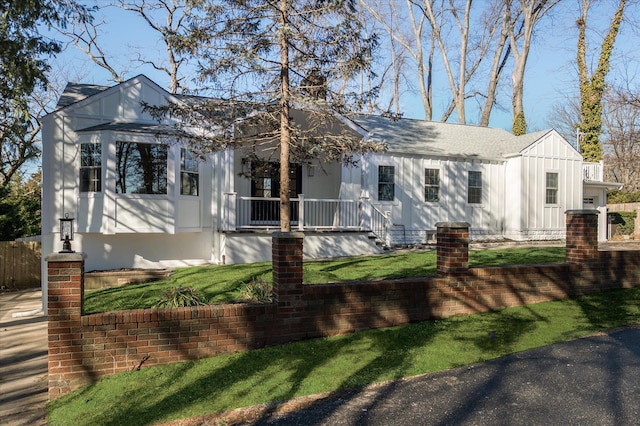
[222,194,368,231]
[583,161,604,182]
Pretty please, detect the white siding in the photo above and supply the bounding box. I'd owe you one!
[518,131,583,240]
[364,153,506,243]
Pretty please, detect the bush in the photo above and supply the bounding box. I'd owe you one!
[609,211,636,236]
[607,191,640,204]
[240,277,273,303]
[153,286,206,308]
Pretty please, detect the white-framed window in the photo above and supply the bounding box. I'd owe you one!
[80,143,102,192]
[424,168,440,202]
[467,170,482,204]
[180,149,199,196]
[115,142,168,194]
[378,165,395,201]
[546,172,558,204]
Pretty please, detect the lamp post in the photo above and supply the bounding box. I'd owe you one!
[59,214,75,253]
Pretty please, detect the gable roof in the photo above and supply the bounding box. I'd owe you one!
[52,75,571,162]
[353,115,550,161]
[56,82,110,109]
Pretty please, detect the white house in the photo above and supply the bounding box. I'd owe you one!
[41,74,619,276]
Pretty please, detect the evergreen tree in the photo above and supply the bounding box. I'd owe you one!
[0,170,41,240]
[0,0,91,187]
[146,0,384,231]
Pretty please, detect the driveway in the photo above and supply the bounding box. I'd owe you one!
[0,290,47,426]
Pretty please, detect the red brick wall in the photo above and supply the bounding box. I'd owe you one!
[47,215,640,399]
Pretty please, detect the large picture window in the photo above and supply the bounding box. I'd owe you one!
[378,165,395,201]
[546,172,558,204]
[80,143,102,192]
[180,148,199,196]
[116,142,168,194]
[425,168,440,202]
[467,171,482,204]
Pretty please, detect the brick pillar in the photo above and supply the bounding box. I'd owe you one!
[566,210,599,263]
[45,252,86,400]
[436,222,470,277]
[272,232,304,306]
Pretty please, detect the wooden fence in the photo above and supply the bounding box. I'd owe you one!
[0,241,41,290]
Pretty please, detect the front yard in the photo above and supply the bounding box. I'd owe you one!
[83,247,566,314]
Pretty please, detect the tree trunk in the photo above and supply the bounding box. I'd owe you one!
[279,0,291,232]
[577,0,626,162]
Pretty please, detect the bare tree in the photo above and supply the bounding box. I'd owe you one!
[58,0,192,93]
[147,0,384,232]
[577,0,627,161]
[506,0,559,135]
[479,1,512,126]
[361,0,434,119]
[404,0,509,124]
[58,16,126,83]
[602,88,640,192]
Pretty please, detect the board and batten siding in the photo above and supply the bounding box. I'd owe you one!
[515,131,583,240]
[364,153,506,244]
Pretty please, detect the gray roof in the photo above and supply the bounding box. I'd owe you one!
[76,121,184,135]
[56,78,553,161]
[353,115,549,161]
[56,83,110,109]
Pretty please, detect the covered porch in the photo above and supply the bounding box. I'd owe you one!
[221,193,389,241]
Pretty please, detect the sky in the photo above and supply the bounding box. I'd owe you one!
[45,1,640,137]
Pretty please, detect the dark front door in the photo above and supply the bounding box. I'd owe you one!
[250,162,302,223]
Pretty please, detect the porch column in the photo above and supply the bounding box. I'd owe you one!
[272,232,304,306]
[297,194,304,231]
[436,222,470,277]
[223,192,237,231]
[566,209,599,263]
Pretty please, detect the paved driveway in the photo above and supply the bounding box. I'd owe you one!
[0,290,47,426]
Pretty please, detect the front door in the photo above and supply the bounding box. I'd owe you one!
[250,162,302,223]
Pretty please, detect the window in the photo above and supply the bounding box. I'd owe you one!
[468,171,482,204]
[80,143,102,192]
[116,142,168,194]
[378,165,395,201]
[180,149,199,196]
[425,168,440,202]
[546,172,558,204]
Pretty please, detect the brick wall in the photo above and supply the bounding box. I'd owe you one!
[47,211,640,399]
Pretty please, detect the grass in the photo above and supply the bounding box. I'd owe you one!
[83,247,567,314]
[48,286,640,426]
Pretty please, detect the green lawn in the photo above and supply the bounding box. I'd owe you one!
[49,286,640,426]
[83,247,567,314]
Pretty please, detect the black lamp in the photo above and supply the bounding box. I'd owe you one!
[59,214,75,253]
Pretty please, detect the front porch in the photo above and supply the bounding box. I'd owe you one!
[222,193,389,240]
[219,194,391,263]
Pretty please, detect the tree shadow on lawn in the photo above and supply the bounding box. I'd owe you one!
[54,302,561,426]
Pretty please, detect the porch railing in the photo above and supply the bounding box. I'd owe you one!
[583,161,604,182]
[223,193,366,231]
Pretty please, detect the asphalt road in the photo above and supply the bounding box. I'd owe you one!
[179,324,640,426]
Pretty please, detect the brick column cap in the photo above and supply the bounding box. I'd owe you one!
[565,209,600,215]
[272,231,305,239]
[45,252,87,262]
[435,222,470,229]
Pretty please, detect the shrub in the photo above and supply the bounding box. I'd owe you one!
[609,211,636,236]
[153,286,206,308]
[607,191,640,204]
[240,277,273,303]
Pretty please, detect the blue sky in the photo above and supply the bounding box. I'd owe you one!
[47,1,640,135]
